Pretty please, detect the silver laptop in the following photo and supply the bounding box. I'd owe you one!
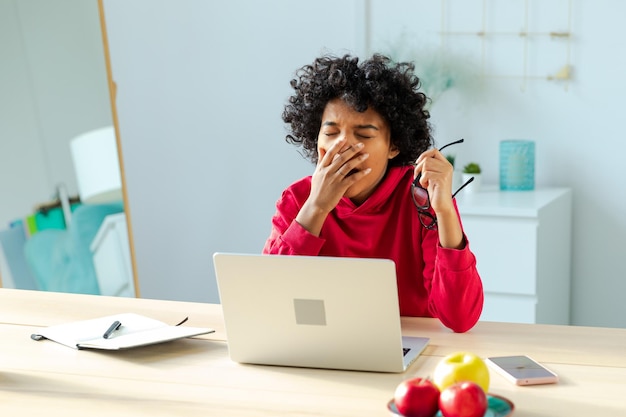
[212,252,429,373]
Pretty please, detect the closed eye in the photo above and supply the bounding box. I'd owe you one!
[355,125,378,139]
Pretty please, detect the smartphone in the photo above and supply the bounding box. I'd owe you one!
[486,355,559,386]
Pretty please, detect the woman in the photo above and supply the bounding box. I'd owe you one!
[263,54,483,333]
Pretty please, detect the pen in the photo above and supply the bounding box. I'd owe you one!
[103,320,122,339]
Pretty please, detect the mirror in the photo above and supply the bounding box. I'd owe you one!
[0,0,135,297]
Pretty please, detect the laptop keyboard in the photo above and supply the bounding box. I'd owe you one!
[403,347,411,356]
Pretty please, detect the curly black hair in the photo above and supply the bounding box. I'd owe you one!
[282,53,433,166]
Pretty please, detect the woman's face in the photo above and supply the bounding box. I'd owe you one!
[317,98,399,205]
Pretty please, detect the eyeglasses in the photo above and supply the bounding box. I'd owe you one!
[411,138,474,230]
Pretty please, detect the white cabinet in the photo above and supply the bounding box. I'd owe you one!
[456,187,572,324]
[91,213,135,297]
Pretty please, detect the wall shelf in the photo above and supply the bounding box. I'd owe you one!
[440,0,573,87]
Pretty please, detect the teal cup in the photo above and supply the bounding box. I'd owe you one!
[500,140,535,191]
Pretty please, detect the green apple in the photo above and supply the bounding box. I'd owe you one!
[433,352,490,393]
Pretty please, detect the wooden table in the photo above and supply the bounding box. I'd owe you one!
[0,289,624,416]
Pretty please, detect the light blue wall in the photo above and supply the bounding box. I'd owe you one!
[104,0,626,328]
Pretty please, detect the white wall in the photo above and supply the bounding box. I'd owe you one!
[104,0,626,328]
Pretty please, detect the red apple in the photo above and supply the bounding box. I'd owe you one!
[393,377,440,417]
[438,381,488,417]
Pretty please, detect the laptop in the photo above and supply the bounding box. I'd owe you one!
[212,252,429,373]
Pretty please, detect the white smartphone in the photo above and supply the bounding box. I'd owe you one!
[486,355,559,386]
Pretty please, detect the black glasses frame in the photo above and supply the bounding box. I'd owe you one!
[411,139,474,230]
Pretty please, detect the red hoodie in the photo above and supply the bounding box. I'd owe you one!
[263,166,483,333]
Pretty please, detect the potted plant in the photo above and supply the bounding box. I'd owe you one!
[462,162,481,174]
[462,162,482,193]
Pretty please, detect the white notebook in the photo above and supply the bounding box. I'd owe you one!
[30,313,214,350]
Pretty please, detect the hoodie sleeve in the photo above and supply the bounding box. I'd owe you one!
[262,186,325,256]
[427,237,484,333]
[420,201,484,333]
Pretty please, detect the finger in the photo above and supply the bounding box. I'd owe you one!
[417,158,445,189]
[423,162,454,195]
[413,165,421,183]
[343,167,372,184]
[319,137,347,166]
[336,152,369,177]
[414,154,435,183]
[414,148,437,166]
[332,142,364,165]
[418,169,430,189]
[429,148,449,163]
